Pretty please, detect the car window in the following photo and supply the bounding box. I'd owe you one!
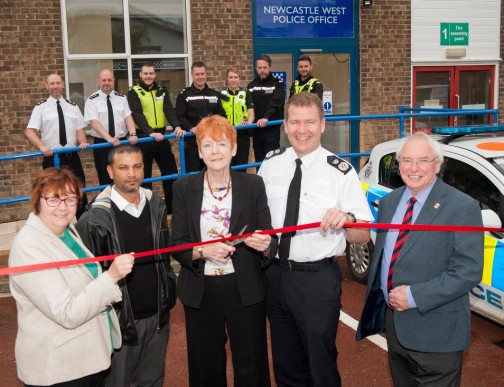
[441,156,502,219]
[378,152,404,189]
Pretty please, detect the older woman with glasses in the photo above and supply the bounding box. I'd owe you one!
[171,115,277,387]
[9,167,134,387]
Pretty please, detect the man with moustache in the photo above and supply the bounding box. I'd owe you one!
[128,62,181,214]
[176,61,227,172]
[26,73,89,218]
[76,144,176,387]
[84,69,138,185]
[247,54,285,164]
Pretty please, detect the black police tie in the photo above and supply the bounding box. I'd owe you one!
[107,95,115,137]
[279,158,302,262]
[56,100,67,146]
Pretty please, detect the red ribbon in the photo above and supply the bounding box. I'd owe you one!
[2,221,501,277]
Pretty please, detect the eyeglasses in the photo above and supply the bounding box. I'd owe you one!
[399,156,438,167]
[41,196,79,207]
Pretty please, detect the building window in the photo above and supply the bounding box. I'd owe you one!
[62,0,190,113]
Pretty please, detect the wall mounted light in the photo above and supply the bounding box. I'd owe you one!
[362,0,373,7]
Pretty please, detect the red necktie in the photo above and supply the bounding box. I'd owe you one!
[387,197,416,292]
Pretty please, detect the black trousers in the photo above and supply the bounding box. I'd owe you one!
[183,274,271,387]
[386,308,463,387]
[266,261,342,387]
[183,137,204,173]
[138,138,178,214]
[92,137,126,186]
[231,133,251,171]
[43,153,88,219]
[252,125,280,164]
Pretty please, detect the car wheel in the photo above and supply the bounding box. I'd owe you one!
[345,241,374,283]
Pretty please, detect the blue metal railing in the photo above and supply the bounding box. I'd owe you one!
[0,108,499,206]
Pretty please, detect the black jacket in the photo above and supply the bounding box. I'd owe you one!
[76,186,176,345]
[175,83,226,131]
[247,73,285,122]
[127,80,180,136]
[171,169,277,308]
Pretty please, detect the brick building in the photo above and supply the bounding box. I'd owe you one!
[0,0,503,225]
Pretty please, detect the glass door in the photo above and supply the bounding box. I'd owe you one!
[412,65,495,131]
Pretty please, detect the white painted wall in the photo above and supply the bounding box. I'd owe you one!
[411,0,501,64]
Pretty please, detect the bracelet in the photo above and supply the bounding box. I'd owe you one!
[129,133,137,136]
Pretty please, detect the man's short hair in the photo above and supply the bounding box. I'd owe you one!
[285,92,324,121]
[298,54,312,64]
[108,144,143,165]
[256,54,272,66]
[141,62,156,71]
[396,132,445,164]
[191,61,206,72]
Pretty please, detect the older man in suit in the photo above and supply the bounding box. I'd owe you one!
[356,132,483,387]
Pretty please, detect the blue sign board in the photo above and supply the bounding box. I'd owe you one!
[256,0,354,39]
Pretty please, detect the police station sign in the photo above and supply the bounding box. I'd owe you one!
[256,0,354,38]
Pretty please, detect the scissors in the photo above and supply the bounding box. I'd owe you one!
[226,225,248,247]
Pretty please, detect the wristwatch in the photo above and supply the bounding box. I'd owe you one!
[197,246,204,259]
[346,212,357,223]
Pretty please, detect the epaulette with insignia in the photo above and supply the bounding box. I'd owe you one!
[36,99,48,106]
[265,147,286,160]
[327,155,352,175]
[65,99,77,106]
[113,91,125,97]
[88,93,99,100]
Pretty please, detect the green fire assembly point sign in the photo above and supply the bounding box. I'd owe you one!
[440,23,469,46]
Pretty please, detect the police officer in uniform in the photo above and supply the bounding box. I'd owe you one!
[247,54,285,164]
[128,62,181,214]
[26,73,89,218]
[258,93,373,387]
[289,54,324,101]
[176,61,227,172]
[85,69,138,186]
[220,66,254,170]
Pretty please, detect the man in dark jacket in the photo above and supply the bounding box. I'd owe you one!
[128,62,181,214]
[247,54,285,164]
[175,61,227,172]
[76,144,176,387]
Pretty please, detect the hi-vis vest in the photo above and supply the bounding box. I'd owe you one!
[220,89,248,126]
[130,85,166,129]
[293,78,318,95]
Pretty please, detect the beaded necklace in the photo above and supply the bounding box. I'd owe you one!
[205,172,231,201]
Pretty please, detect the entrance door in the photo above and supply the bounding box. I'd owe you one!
[257,48,358,155]
[413,65,495,131]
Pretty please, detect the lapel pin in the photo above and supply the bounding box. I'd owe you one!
[434,203,440,209]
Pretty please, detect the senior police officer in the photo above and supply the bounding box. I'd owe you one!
[84,69,138,186]
[247,54,285,164]
[176,61,227,172]
[26,73,89,218]
[220,66,255,169]
[258,92,373,387]
[289,54,324,101]
[128,62,181,214]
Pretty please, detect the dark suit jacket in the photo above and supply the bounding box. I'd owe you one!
[356,178,483,352]
[171,169,277,309]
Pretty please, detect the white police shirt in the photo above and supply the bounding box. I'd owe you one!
[84,90,132,139]
[27,96,85,149]
[258,146,373,262]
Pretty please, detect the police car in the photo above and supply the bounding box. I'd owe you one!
[346,125,504,326]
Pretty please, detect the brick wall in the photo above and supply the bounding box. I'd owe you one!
[0,1,66,222]
[190,0,254,88]
[359,1,412,152]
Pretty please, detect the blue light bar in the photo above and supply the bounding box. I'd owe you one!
[432,123,504,135]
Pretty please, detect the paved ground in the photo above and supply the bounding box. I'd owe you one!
[1,256,503,386]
